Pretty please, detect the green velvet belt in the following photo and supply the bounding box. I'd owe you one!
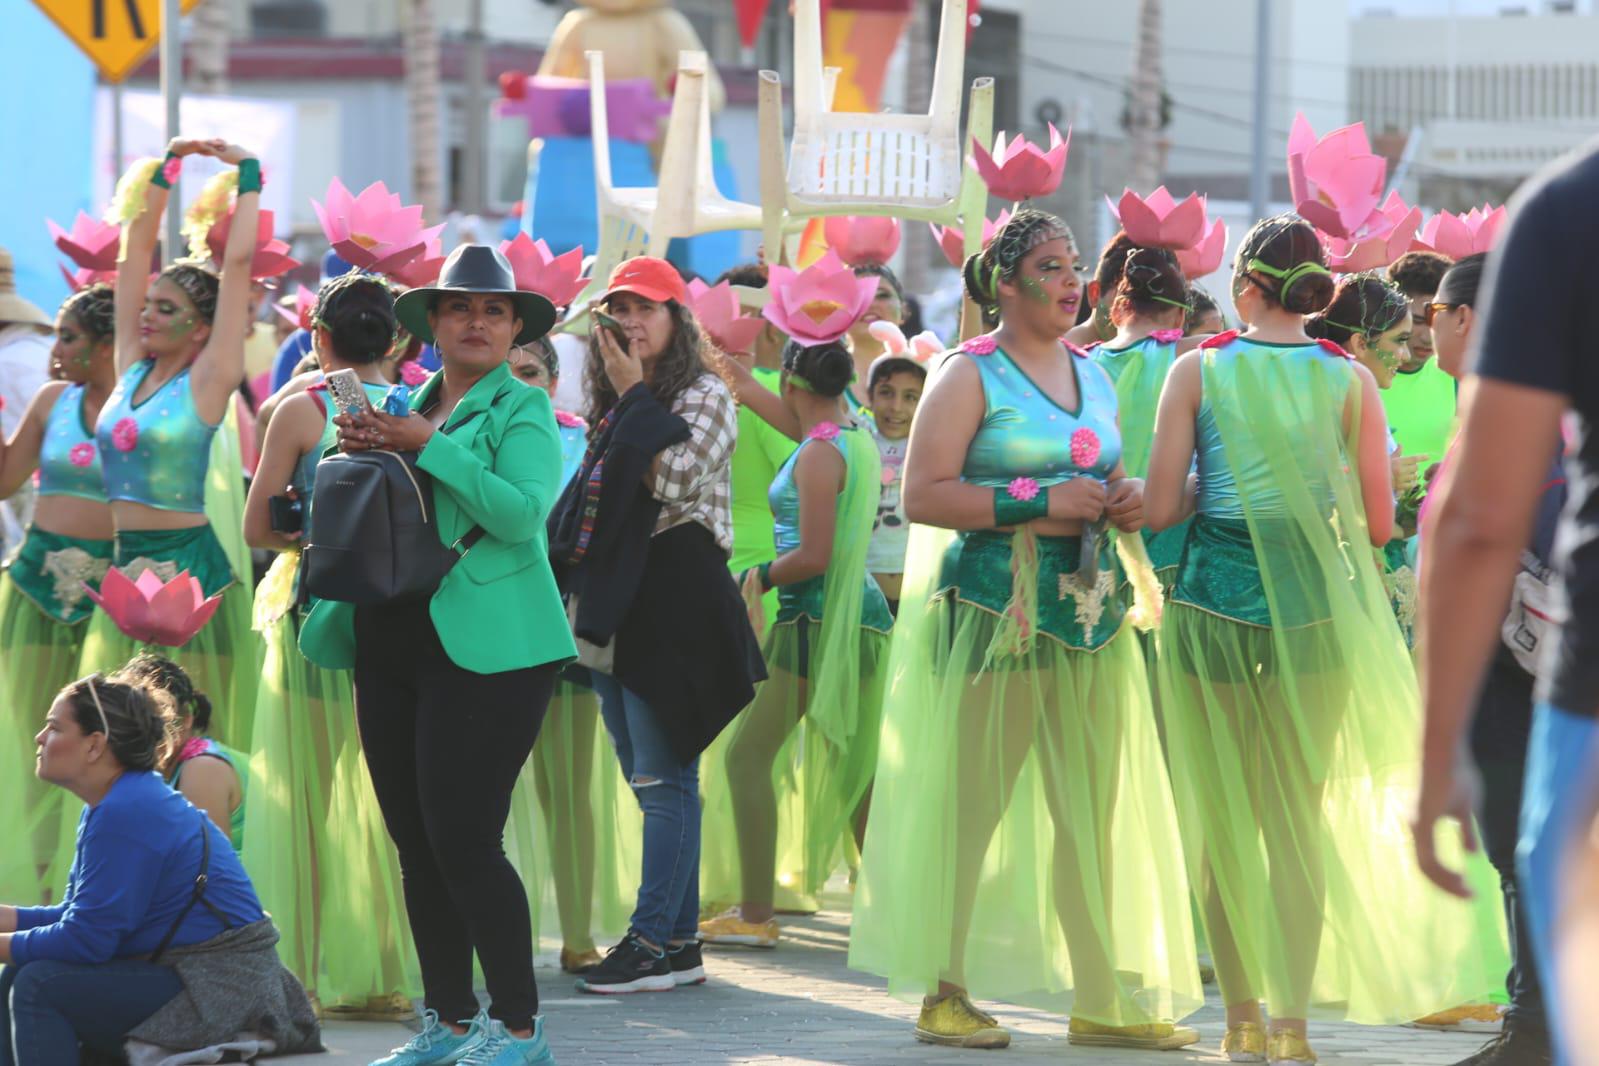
[1170,516,1331,628]
[937,529,1128,652]
[4,527,114,625]
[113,524,237,598]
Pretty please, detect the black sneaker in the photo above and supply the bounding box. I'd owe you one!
[1453,1024,1553,1066]
[575,933,674,995]
[667,939,706,986]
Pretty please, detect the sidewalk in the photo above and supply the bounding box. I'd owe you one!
[280,900,1488,1065]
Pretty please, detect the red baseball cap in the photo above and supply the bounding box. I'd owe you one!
[602,256,688,305]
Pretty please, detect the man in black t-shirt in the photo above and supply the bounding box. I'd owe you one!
[1417,138,1599,1066]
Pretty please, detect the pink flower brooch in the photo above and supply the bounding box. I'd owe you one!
[555,410,586,430]
[110,418,139,453]
[1007,476,1040,502]
[808,421,841,442]
[398,360,430,386]
[1070,427,1101,469]
[68,443,95,467]
[1151,328,1185,343]
[962,335,998,356]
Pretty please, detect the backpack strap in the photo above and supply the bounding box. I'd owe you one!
[149,814,235,963]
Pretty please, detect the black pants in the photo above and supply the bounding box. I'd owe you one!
[353,601,557,1030]
[1468,655,1548,1037]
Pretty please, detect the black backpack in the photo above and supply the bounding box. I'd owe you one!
[301,445,484,606]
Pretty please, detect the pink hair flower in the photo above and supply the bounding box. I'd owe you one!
[962,334,999,356]
[179,736,210,762]
[555,410,587,429]
[808,421,841,442]
[111,418,139,453]
[1070,427,1101,469]
[399,360,430,387]
[1151,329,1185,344]
[1007,476,1040,502]
[68,442,95,467]
[161,156,183,185]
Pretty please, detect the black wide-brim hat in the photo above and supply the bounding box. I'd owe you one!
[394,244,557,347]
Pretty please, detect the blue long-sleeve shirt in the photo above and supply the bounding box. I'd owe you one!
[11,771,265,965]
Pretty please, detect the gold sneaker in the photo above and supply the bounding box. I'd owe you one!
[697,908,779,948]
[1067,1018,1201,1050]
[1222,1022,1267,1062]
[1411,1003,1505,1033]
[1267,1029,1318,1064]
[914,991,1011,1049]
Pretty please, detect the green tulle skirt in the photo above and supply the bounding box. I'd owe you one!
[77,524,260,750]
[701,616,889,912]
[850,527,1202,1025]
[0,570,98,906]
[240,554,418,1003]
[505,675,640,952]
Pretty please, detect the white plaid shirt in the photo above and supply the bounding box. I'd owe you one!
[651,373,737,553]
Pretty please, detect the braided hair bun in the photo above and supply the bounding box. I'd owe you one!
[781,338,854,398]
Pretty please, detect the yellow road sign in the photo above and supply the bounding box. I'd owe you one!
[32,0,204,83]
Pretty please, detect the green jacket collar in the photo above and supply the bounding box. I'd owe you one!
[411,360,513,429]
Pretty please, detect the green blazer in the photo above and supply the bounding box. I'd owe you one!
[299,362,578,675]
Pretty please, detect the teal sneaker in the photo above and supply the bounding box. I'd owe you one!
[459,1017,555,1066]
[369,1008,487,1066]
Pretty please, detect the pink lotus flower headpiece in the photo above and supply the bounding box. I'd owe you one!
[48,212,121,273]
[59,265,115,292]
[1108,186,1208,250]
[274,284,317,332]
[206,208,300,281]
[930,210,1011,269]
[762,251,878,347]
[313,178,445,277]
[867,321,943,364]
[1411,204,1506,260]
[969,123,1069,203]
[821,216,901,267]
[1324,190,1422,273]
[686,279,765,356]
[84,567,223,648]
[386,239,447,289]
[1174,217,1228,278]
[1287,112,1388,240]
[498,233,589,308]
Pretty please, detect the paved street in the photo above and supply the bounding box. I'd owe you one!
[277,893,1489,1065]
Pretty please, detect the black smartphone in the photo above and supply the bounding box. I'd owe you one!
[592,310,628,348]
[269,494,304,535]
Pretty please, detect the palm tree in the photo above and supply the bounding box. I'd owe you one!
[1125,0,1165,191]
[404,0,443,217]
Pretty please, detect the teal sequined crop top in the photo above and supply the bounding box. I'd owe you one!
[960,345,1122,488]
[96,360,217,514]
[1196,339,1342,520]
[38,384,108,503]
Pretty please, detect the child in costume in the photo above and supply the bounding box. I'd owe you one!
[698,336,892,949]
[850,208,1202,1053]
[79,139,268,749]
[505,336,639,976]
[123,652,246,850]
[1089,246,1196,591]
[238,272,417,1019]
[1304,271,1421,647]
[1145,215,1502,1064]
[843,262,907,413]
[0,283,117,906]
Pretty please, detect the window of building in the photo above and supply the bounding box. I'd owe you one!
[249,0,326,37]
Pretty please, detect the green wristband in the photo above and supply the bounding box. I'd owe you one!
[993,487,1048,526]
[757,562,773,592]
[237,157,263,194]
[150,151,180,190]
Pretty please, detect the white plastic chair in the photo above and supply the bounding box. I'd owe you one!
[586,49,762,285]
[758,0,994,265]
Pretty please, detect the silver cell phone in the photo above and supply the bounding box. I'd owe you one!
[325,368,374,419]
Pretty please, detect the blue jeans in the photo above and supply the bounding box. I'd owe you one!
[0,958,183,1065]
[1518,701,1599,1066]
[591,673,701,947]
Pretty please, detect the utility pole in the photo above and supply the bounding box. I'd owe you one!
[1126,0,1164,191]
[1248,0,1271,222]
[463,0,486,214]
[405,0,444,217]
[190,0,230,95]
[161,0,183,262]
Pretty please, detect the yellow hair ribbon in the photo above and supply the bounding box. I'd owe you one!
[104,157,163,227]
[181,169,239,263]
